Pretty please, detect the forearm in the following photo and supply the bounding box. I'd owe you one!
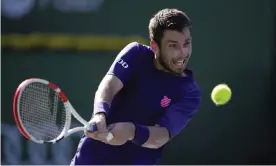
[130,124,170,149]
[142,125,170,149]
[93,75,123,115]
[95,81,114,105]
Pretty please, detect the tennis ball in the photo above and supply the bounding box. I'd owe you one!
[211,84,232,106]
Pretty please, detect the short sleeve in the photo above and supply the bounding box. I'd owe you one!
[157,81,201,138]
[106,42,140,85]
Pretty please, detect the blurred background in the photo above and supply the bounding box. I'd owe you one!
[1,0,276,165]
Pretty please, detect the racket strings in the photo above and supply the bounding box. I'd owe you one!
[19,82,67,142]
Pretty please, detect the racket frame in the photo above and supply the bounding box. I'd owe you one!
[13,78,101,144]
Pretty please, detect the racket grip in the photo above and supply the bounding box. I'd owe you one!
[87,123,97,132]
[86,123,113,142]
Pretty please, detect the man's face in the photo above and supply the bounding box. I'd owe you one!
[152,28,192,76]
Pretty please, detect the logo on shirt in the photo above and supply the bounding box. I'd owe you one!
[117,59,128,68]
[160,96,171,108]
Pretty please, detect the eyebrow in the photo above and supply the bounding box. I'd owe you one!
[167,38,192,43]
[185,37,192,41]
[167,40,178,43]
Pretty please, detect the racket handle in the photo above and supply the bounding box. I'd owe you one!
[86,123,114,142]
[87,123,97,132]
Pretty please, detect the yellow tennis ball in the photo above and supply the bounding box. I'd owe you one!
[211,84,232,106]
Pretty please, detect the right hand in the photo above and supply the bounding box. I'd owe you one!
[84,113,108,141]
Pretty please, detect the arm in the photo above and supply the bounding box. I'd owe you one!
[94,75,123,106]
[130,81,201,149]
[141,124,170,149]
[93,42,140,116]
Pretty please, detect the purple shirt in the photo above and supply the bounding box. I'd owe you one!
[71,42,201,165]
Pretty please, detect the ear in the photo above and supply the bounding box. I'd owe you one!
[150,40,159,54]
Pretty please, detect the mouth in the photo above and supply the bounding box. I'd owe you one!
[172,59,186,67]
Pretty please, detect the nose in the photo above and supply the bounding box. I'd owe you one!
[181,47,190,57]
[178,49,188,59]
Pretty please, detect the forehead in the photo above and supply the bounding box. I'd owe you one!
[162,28,191,42]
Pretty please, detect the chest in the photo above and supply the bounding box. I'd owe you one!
[130,68,184,112]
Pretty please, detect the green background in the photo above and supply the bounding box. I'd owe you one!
[2,0,275,164]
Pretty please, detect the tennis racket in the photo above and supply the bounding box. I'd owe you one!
[13,78,113,144]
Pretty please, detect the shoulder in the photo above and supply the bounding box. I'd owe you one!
[174,73,201,110]
[180,69,201,97]
[124,41,151,51]
[119,42,153,58]
[115,42,153,69]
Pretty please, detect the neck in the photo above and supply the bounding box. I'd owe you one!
[153,59,163,71]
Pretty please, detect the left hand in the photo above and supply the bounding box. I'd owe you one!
[105,122,135,146]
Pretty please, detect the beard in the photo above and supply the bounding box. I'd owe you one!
[158,51,184,76]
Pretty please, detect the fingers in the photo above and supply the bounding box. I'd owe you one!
[84,116,107,141]
[84,123,113,142]
[84,124,105,140]
[96,122,107,132]
[84,130,108,141]
[84,130,98,139]
[90,113,107,132]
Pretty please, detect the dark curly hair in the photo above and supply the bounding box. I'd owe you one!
[148,8,192,47]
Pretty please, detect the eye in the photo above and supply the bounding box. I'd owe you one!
[183,42,191,47]
[168,43,177,48]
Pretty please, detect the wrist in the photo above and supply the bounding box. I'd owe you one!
[94,112,106,119]
[131,123,150,145]
[93,101,110,118]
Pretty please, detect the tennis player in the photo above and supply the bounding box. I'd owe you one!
[71,8,201,165]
